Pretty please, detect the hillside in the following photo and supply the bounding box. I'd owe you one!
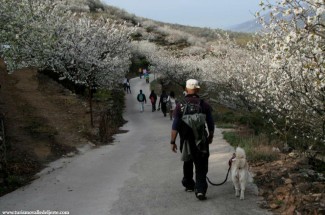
[228,19,262,33]
[0,59,95,195]
[93,2,254,47]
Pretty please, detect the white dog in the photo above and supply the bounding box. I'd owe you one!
[231,147,250,200]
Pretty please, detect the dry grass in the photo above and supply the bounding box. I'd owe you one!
[223,130,280,162]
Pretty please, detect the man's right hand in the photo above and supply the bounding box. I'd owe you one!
[208,134,213,144]
[171,143,177,153]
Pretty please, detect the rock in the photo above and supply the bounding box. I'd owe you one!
[312,193,322,201]
[282,145,293,153]
[269,203,280,209]
[66,152,75,157]
[272,160,284,166]
[284,178,293,184]
[302,194,314,202]
[288,152,299,158]
[88,141,96,147]
[274,186,290,194]
[280,168,288,173]
[272,147,280,152]
[259,201,269,209]
[289,173,303,183]
[296,183,311,193]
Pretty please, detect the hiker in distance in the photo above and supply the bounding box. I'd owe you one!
[138,67,143,79]
[169,79,215,201]
[123,76,128,92]
[126,79,131,94]
[158,90,169,117]
[137,89,147,112]
[167,91,177,120]
[144,70,150,83]
[149,90,157,112]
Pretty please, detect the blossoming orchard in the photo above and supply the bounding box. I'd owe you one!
[0,0,134,125]
[0,0,324,149]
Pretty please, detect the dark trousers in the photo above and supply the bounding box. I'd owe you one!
[126,86,131,94]
[161,104,167,117]
[182,154,209,194]
[151,102,156,112]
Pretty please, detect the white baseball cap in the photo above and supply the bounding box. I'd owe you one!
[186,79,200,89]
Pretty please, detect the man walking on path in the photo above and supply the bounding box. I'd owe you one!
[123,77,128,92]
[137,89,146,112]
[169,79,215,201]
[158,90,168,117]
[149,90,157,112]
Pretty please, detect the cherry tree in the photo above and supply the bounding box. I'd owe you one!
[0,0,135,126]
[0,0,71,71]
[251,0,325,147]
[202,0,325,148]
[52,15,133,125]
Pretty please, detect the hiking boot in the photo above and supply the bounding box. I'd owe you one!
[196,193,207,201]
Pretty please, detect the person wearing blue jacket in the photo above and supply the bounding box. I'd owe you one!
[169,79,215,201]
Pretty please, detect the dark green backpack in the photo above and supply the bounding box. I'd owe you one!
[180,99,208,154]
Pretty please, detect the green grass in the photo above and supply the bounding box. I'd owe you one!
[223,131,280,162]
[275,200,284,206]
[216,123,236,129]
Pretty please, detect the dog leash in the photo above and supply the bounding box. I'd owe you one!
[206,153,235,186]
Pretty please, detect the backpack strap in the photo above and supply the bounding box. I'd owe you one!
[181,98,203,116]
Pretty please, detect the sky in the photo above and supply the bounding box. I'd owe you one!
[101,0,264,29]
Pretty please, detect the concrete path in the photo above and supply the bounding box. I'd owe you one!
[0,76,272,215]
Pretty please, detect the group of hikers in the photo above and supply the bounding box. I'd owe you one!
[139,68,150,83]
[135,78,215,201]
[123,68,151,94]
[136,89,177,120]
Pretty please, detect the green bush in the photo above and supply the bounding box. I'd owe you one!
[93,89,112,101]
[239,112,266,135]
